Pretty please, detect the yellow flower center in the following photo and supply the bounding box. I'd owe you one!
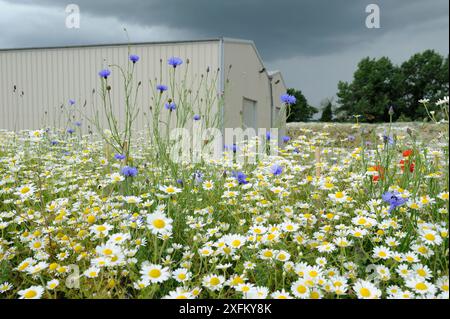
[424,233,435,241]
[310,291,320,299]
[297,285,307,294]
[210,277,220,286]
[19,262,29,271]
[24,290,37,298]
[153,219,166,229]
[415,283,427,291]
[148,269,161,278]
[335,192,344,199]
[417,269,426,277]
[166,187,175,193]
[360,288,371,298]
[231,239,241,247]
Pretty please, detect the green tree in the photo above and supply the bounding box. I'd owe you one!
[399,50,449,120]
[286,88,318,122]
[319,99,334,122]
[336,57,403,122]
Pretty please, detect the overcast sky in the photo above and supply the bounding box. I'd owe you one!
[0,0,448,108]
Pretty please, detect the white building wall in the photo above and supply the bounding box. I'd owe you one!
[222,39,287,136]
[0,40,220,132]
[0,39,287,138]
[223,40,271,131]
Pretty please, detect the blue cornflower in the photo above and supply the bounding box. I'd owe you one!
[114,154,126,160]
[270,164,283,176]
[282,136,290,143]
[266,131,271,141]
[383,134,394,145]
[121,166,138,177]
[176,179,184,186]
[348,135,355,142]
[193,114,201,121]
[168,57,183,68]
[67,128,75,134]
[69,99,75,105]
[74,121,82,127]
[98,69,111,79]
[232,171,248,185]
[165,102,176,111]
[280,93,296,105]
[129,54,140,63]
[50,140,58,146]
[157,84,168,93]
[382,191,407,213]
[193,171,203,184]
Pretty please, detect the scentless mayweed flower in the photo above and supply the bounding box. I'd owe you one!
[0,95,447,299]
[98,69,111,79]
[280,93,296,105]
[129,54,140,63]
[121,166,138,177]
[168,57,183,68]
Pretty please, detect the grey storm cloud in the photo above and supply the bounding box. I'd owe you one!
[1,0,448,107]
[2,0,449,61]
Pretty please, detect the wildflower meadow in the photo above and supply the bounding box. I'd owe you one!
[0,54,448,300]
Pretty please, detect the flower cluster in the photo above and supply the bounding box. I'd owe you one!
[0,120,447,299]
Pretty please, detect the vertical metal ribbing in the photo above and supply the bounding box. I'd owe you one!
[219,38,225,141]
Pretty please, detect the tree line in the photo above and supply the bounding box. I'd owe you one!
[286,50,449,123]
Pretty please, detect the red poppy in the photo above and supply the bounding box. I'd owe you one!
[402,149,413,157]
[400,159,415,173]
[370,165,385,182]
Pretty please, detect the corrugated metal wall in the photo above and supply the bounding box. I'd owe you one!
[223,40,287,133]
[0,40,220,132]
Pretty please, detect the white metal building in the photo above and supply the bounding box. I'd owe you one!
[0,38,287,136]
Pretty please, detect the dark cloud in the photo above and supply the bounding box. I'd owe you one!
[3,0,449,61]
[0,0,448,106]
